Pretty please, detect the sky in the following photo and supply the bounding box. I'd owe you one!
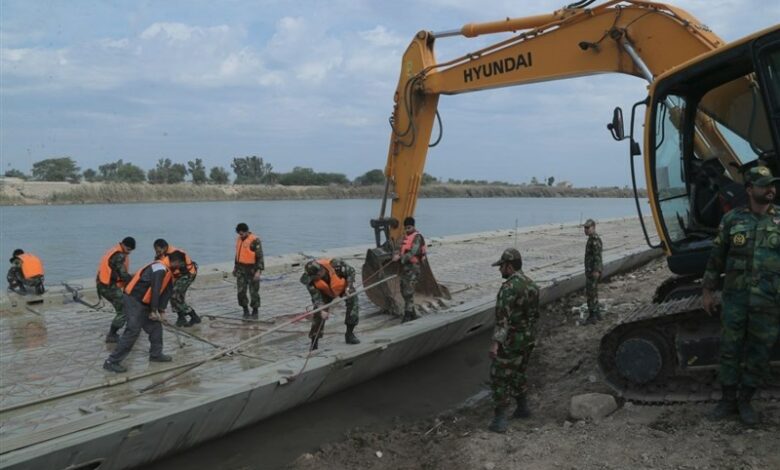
[1,0,778,186]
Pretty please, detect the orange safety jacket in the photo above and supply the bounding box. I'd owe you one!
[400,231,427,264]
[161,245,197,275]
[97,243,130,287]
[235,233,259,265]
[312,259,347,298]
[124,260,173,305]
[18,253,44,279]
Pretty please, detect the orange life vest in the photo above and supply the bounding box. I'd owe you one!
[18,253,44,279]
[97,243,130,287]
[312,259,347,298]
[161,245,197,275]
[235,233,258,265]
[124,260,172,305]
[400,231,426,264]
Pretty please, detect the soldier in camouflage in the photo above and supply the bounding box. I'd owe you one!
[300,258,360,349]
[233,222,264,320]
[487,247,540,433]
[582,219,603,324]
[6,249,45,295]
[96,237,135,343]
[703,165,780,425]
[154,239,200,327]
[392,216,426,322]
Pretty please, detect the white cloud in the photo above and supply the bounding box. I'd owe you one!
[359,26,404,47]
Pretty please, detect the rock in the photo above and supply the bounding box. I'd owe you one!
[563,420,573,429]
[484,463,496,470]
[375,451,383,458]
[569,393,618,421]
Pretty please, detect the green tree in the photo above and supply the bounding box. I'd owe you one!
[421,172,438,185]
[188,158,208,185]
[354,169,385,186]
[31,157,81,182]
[83,168,98,182]
[231,156,274,184]
[209,166,230,184]
[97,159,145,183]
[148,158,187,184]
[547,176,555,186]
[277,167,349,186]
[4,168,28,180]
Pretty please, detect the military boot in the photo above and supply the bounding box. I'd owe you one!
[402,310,420,323]
[488,407,510,433]
[708,385,738,421]
[103,360,126,373]
[310,337,319,351]
[345,325,360,344]
[737,386,759,426]
[512,395,531,419]
[188,310,201,326]
[176,314,189,327]
[242,306,250,320]
[251,307,259,320]
[105,326,120,343]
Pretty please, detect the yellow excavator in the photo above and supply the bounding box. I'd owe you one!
[362,0,780,402]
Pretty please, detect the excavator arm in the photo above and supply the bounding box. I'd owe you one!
[364,0,727,312]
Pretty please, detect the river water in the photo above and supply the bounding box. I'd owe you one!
[0,197,636,289]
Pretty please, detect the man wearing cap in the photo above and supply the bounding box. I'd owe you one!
[234,222,264,320]
[487,247,540,433]
[703,165,780,425]
[391,216,427,323]
[582,219,603,324]
[6,249,45,295]
[97,237,136,343]
[154,239,200,327]
[300,258,360,349]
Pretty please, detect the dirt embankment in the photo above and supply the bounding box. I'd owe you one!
[291,258,780,470]
[0,178,642,206]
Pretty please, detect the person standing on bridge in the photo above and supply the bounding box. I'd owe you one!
[488,247,540,433]
[103,251,186,373]
[234,222,264,320]
[97,237,136,343]
[703,165,780,425]
[392,216,426,323]
[154,239,200,327]
[582,218,603,324]
[6,249,45,295]
[300,258,360,349]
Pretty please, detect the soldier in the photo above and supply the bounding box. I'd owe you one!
[97,237,136,343]
[103,251,185,373]
[233,222,264,320]
[703,165,780,425]
[391,216,426,322]
[582,218,603,324]
[300,258,360,349]
[487,247,540,433]
[154,239,200,327]
[6,249,45,295]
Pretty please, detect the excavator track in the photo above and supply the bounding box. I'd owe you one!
[598,294,780,404]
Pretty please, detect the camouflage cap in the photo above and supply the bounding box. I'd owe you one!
[305,260,322,276]
[744,166,779,187]
[491,248,522,266]
[582,219,596,228]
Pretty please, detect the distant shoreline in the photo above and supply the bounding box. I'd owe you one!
[0,179,645,206]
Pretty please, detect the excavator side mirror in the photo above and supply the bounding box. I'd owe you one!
[607,107,626,141]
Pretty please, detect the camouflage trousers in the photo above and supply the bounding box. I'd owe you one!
[719,294,780,388]
[585,274,600,317]
[309,294,359,339]
[235,267,260,309]
[7,269,45,295]
[490,347,534,407]
[171,273,195,315]
[400,263,421,314]
[98,283,126,329]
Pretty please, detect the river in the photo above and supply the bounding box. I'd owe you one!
[0,197,637,289]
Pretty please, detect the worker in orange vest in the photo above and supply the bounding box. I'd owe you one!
[97,237,136,343]
[391,216,427,323]
[154,238,200,327]
[234,222,264,319]
[6,249,45,295]
[300,258,360,349]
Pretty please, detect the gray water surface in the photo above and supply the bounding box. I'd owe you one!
[0,197,637,289]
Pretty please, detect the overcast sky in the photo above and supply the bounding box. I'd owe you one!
[1,0,777,186]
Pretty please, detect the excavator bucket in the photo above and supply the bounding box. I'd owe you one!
[362,246,450,315]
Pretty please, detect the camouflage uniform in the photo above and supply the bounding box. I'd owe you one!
[300,258,359,340]
[703,204,780,389]
[7,259,45,295]
[235,237,264,310]
[97,251,132,329]
[400,232,425,318]
[171,272,196,316]
[491,270,540,408]
[584,230,603,319]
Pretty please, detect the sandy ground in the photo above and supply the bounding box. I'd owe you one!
[290,259,780,470]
